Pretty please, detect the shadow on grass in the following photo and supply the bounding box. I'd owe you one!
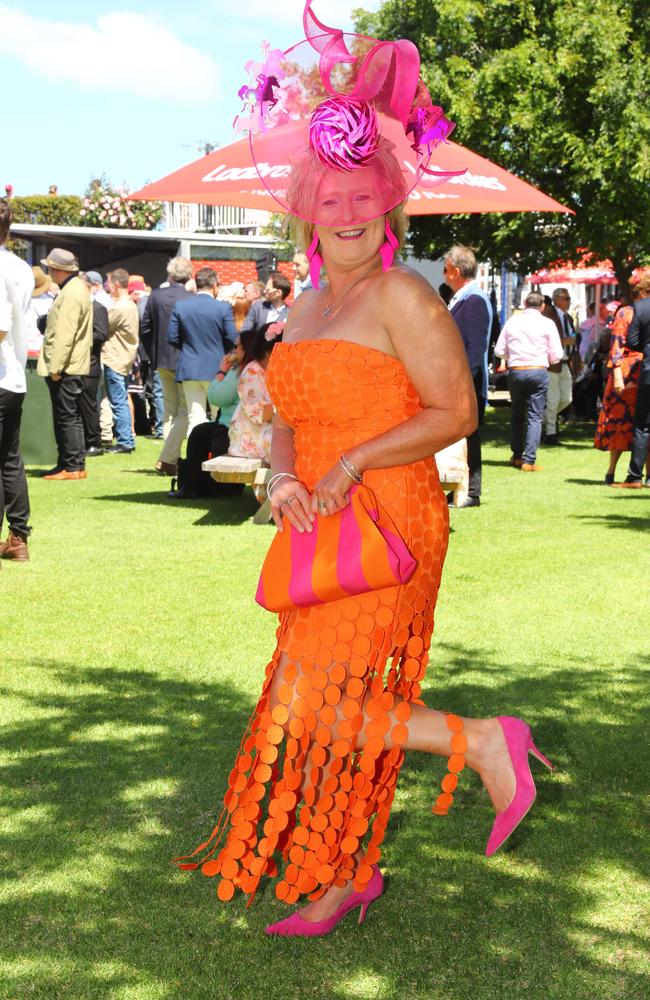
[573,512,649,531]
[1,646,649,999]
[565,478,609,486]
[123,468,168,477]
[92,490,260,525]
[481,458,516,468]
[25,469,58,479]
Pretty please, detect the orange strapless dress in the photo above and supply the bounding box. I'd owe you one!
[176,339,453,905]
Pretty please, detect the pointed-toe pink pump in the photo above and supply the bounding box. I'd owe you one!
[485,716,555,857]
[265,864,384,937]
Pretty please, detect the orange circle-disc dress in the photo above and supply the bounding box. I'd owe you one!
[175,339,451,906]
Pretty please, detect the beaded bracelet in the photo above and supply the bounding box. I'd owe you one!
[267,472,298,500]
[339,453,363,484]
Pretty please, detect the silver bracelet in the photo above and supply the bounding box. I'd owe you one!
[339,453,363,484]
[267,472,298,500]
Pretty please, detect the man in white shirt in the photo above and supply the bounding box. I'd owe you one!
[495,291,563,471]
[0,199,35,561]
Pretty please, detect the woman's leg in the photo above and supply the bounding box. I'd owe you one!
[607,448,622,476]
[267,665,515,921]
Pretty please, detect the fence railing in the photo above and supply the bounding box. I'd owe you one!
[164,202,269,233]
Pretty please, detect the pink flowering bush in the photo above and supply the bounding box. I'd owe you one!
[80,179,163,230]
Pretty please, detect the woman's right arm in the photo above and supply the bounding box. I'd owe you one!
[207,368,238,409]
[269,415,314,532]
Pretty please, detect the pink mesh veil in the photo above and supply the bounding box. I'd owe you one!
[233,1,463,228]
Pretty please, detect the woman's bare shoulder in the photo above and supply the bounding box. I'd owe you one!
[283,288,318,343]
[378,263,445,313]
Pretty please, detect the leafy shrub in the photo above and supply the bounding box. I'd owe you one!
[11,195,83,227]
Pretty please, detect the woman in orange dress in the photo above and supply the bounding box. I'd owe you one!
[594,299,646,483]
[175,1,555,935]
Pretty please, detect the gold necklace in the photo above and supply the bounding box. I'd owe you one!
[322,260,381,319]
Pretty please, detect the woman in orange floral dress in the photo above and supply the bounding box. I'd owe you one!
[175,1,556,935]
[594,300,646,483]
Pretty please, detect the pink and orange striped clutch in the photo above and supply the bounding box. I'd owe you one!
[255,485,416,612]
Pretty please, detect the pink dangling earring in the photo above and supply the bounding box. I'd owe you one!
[379,219,399,271]
[307,232,323,290]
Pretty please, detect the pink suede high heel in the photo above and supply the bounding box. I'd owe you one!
[265,865,384,937]
[485,716,555,857]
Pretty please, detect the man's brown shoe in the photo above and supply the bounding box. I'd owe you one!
[521,463,542,472]
[0,532,29,561]
[612,481,643,489]
[155,461,177,476]
[43,469,87,480]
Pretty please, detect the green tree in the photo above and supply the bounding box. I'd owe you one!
[262,213,295,257]
[354,0,650,290]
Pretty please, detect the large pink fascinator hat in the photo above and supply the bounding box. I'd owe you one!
[234,1,463,286]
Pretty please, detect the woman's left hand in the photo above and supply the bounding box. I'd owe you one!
[311,460,359,516]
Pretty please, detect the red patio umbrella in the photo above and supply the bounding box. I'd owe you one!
[529,262,617,285]
[529,251,650,285]
[130,128,570,216]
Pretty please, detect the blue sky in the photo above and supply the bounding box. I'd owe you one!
[1,1,378,198]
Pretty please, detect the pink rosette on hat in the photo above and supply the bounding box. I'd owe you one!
[309,98,379,171]
[233,0,464,230]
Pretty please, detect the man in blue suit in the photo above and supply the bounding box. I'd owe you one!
[167,267,237,448]
[444,245,492,508]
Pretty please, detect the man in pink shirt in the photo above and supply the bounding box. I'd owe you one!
[495,291,563,471]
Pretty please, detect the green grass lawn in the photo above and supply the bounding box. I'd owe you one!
[1,412,649,1000]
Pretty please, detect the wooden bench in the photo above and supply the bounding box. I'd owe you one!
[202,446,470,515]
[435,439,469,507]
[201,456,273,523]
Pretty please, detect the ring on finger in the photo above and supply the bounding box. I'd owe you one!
[287,496,299,505]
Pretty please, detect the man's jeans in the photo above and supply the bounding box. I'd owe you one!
[152,370,164,437]
[104,367,135,449]
[508,368,549,464]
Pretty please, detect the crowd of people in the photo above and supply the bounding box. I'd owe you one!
[1,188,648,568]
[459,266,650,487]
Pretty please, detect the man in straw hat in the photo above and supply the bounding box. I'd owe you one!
[0,198,35,562]
[37,248,93,479]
